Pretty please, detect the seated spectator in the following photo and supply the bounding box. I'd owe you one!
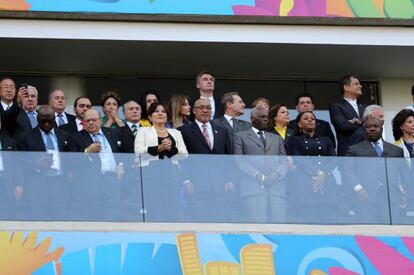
[118,100,142,153]
[48,89,76,128]
[167,94,191,129]
[59,96,92,133]
[286,111,337,223]
[392,109,414,158]
[252,97,270,113]
[267,104,294,146]
[288,92,336,148]
[101,91,125,128]
[139,89,160,127]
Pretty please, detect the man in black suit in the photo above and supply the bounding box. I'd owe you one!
[190,71,223,120]
[18,105,71,220]
[10,85,39,141]
[59,96,92,133]
[329,75,366,156]
[179,98,233,221]
[49,89,76,129]
[68,109,125,220]
[343,116,403,223]
[289,92,336,148]
[212,92,251,153]
[117,100,142,153]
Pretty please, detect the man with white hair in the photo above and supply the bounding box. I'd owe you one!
[362,104,385,125]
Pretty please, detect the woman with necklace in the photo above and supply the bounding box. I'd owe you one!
[134,102,188,222]
[393,109,414,159]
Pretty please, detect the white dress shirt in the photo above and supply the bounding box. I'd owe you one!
[1,101,12,111]
[90,130,117,173]
[55,112,68,126]
[76,118,83,131]
[344,97,359,116]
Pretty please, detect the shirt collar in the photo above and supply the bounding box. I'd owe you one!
[195,119,210,129]
[344,97,357,105]
[127,121,140,128]
[251,126,263,135]
[1,101,12,110]
[40,128,56,136]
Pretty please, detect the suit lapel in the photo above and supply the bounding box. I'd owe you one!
[265,132,275,152]
[362,140,377,157]
[357,103,365,119]
[55,129,67,151]
[247,129,264,149]
[33,128,46,151]
[341,98,359,118]
[191,123,211,150]
[220,117,233,134]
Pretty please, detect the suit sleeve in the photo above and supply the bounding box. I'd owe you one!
[329,103,359,133]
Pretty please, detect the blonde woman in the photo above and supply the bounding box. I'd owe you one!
[167,94,191,129]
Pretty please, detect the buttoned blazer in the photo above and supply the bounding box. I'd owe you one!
[288,119,336,148]
[234,129,287,197]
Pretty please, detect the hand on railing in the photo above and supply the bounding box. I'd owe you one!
[357,188,369,201]
[224,182,235,192]
[183,180,193,195]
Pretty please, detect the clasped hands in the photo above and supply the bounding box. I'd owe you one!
[311,171,326,194]
[158,138,172,152]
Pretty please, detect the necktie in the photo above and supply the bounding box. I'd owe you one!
[57,113,65,126]
[231,117,238,132]
[45,133,55,150]
[28,112,38,128]
[202,124,213,150]
[258,131,266,147]
[375,141,383,157]
[93,134,100,144]
[5,105,10,111]
[131,124,138,136]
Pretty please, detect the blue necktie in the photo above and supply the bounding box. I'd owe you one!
[45,133,55,150]
[57,113,65,126]
[375,141,383,157]
[28,112,38,128]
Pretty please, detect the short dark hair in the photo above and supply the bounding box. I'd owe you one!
[101,91,121,108]
[392,108,414,141]
[139,89,161,120]
[295,92,314,106]
[339,75,357,95]
[74,96,91,108]
[147,101,170,120]
[294,111,316,135]
[195,71,215,84]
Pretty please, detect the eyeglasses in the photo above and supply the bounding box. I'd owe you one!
[194,106,212,110]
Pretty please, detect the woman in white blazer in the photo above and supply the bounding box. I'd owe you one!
[134,102,188,222]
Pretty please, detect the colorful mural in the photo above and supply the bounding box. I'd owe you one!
[1,231,414,274]
[0,0,413,19]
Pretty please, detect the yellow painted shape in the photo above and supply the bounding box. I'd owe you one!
[280,0,295,16]
[176,232,203,275]
[326,0,354,17]
[240,244,275,275]
[205,262,241,275]
[310,269,328,275]
[0,0,30,11]
[0,231,64,275]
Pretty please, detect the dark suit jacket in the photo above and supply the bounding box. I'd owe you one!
[18,127,70,152]
[344,139,403,201]
[117,125,138,153]
[288,119,336,148]
[178,121,231,154]
[68,128,124,153]
[11,109,33,142]
[329,99,366,156]
[58,113,77,133]
[211,116,251,153]
[0,132,16,151]
[0,103,22,137]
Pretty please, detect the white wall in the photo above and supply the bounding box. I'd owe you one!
[380,79,413,141]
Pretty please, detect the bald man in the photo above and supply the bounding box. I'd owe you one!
[49,89,76,128]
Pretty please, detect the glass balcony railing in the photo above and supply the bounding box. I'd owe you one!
[0,151,412,225]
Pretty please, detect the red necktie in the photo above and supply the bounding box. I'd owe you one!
[202,124,212,150]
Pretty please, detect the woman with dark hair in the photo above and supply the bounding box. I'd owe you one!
[139,90,161,127]
[101,91,125,128]
[392,109,414,158]
[267,104,294,145]
[286,111,337,223]
[167,94,191,129]
[134,102,188,222]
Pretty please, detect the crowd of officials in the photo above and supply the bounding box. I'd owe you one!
[0,72,413,223]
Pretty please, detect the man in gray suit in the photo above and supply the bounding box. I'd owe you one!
[344,115,404,223]
[212,92,251,153]
[234,106,287,223]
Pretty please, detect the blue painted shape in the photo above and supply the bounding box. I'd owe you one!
[61,249,92,275]
[33,262,55,275]
[148,244,181,275]
[95,244,121,275]
[121,243,154,274]
[221,234,256,262]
